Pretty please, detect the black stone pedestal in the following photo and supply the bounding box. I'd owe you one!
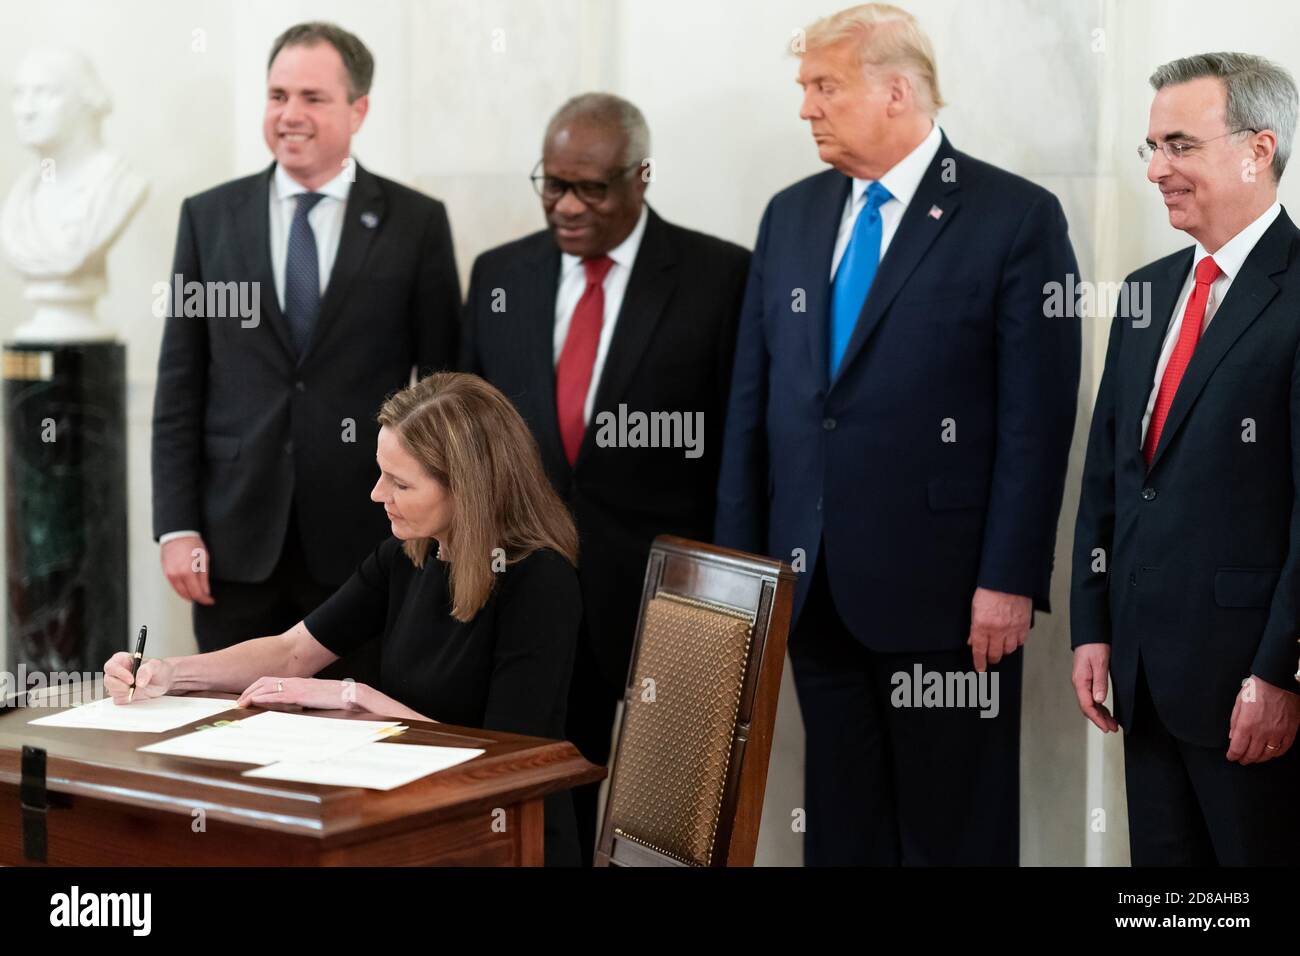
[3,341,127,678]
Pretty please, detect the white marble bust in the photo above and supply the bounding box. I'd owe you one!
[1,47,148,342]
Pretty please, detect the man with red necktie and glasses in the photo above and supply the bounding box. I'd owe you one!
[459,93,749,864]
[1073,52,1300,865]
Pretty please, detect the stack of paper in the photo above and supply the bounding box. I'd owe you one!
[27,695,238,733]
[28,700,481,791]
[242,741,485,790]
[138,711,403,765]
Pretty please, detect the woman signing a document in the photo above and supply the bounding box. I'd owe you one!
[103,373,584,864]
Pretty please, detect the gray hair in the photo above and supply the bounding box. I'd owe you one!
[1150,52,1297,181]
[544,93,651,169]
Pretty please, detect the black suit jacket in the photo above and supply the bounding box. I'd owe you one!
[152,161,460,586]
[459,206,749,688]
[1073,207,1300,747]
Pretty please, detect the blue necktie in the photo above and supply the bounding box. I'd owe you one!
[284,192,325,357]
[828,181,892,378]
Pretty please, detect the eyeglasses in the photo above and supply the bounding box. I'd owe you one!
[530,159,640,205]
[1138,128,1258,162]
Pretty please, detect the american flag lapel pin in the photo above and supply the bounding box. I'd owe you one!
[928,205,944,220]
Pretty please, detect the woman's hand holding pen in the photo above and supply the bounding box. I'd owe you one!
[104,652,175,704]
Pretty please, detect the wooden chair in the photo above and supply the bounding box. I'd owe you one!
[594,535,794,867]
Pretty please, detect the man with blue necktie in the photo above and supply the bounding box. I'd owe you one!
[715,3,1081,864]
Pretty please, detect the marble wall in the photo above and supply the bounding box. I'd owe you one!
[2,0,1298,866]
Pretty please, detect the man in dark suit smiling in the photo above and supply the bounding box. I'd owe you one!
[152,22,459,677]
[459,93,749,863]
[1072,52,1300,865]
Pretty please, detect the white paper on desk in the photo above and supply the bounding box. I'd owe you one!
[137,710,404,765]
[241,742,485,790]
[26,695,237,733]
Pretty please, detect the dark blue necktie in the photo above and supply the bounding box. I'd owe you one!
[829,181,892,378]
[284,192,325,357]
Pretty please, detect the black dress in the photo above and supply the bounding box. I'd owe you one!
[305,536,582,866]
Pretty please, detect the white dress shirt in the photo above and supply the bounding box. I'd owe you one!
[553,204,649,424]
[829,122,944,280]
[159,162,354,547]
[1139,201,1282,445]
[269,161,353,310]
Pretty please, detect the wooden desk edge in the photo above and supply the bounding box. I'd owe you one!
[0,705,606,846]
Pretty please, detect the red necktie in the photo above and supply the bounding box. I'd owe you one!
[1143,255,1222,466]
[556,255,614,465]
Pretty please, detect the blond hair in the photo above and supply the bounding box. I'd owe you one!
[377,373,579,621]
[800,4,945,115]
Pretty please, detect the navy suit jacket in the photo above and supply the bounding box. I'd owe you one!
[715,134,1081,652]
[1072,209,1300,747]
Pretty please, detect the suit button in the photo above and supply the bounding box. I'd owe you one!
[294,380,305,392]
[816,496,823,511]
[1141,487,1156,501]
[823,418,837,430]
[284,441,294,455]
[1129,573,1137,586]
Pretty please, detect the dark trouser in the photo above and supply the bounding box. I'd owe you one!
[1124,658,1300,866]
[192,511,383,687]
[788,555,1022,866]
[565,632,622,866]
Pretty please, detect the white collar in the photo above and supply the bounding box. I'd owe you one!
[1190,201,1282,281]
[850,122,943,209]
[273,160,354,204]
[561,204,650,275]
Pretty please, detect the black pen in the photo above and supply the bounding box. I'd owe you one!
[127,625,148,703]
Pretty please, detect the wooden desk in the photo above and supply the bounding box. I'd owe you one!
[0,687,603,866]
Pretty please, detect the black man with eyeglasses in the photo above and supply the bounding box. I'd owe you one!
[458,92,750,865]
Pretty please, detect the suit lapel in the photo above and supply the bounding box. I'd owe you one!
[831,135,961,388]
[1147,211,1293,471]
[233,164,296,363]
[805,172,852,388]
[576,207,677,470]
[298,162,386,367]
[524,237,566,472]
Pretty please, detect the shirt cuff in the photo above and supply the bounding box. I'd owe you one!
[159,530,201,545]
